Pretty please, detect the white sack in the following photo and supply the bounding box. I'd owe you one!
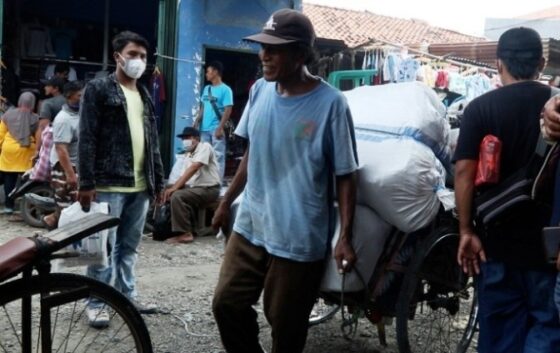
[344,81,451,169]
[320,204,392,292]
[167,153,193,186]
[356,137,452,232]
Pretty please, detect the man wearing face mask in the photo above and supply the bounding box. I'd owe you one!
[42,81,83,230]
[163,127,221,244]
[78,31,165,326]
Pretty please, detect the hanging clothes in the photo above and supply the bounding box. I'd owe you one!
[465,73,492,102]
[150,70,166,133]
[397,57,420,83]
[435,70,449,89]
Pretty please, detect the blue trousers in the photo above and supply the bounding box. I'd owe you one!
[477,261,560,353]
[200,129,225,180]
[87,191,149,302]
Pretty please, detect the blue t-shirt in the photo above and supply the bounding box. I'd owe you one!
[233,79,358,262]
[200,83,233,132]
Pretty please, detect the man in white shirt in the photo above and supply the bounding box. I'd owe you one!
[163,127,221,244]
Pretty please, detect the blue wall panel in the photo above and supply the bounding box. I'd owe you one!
[171,0,300,155]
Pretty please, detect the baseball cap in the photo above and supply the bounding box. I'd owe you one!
[244,8,315,47]
[497,27,543,59]
[176,127,200,138]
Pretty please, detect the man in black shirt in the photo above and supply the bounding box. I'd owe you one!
[454,27,560,353]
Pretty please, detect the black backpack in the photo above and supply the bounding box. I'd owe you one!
[152,203,173,241]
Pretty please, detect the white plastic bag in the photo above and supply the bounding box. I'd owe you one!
[320,205,393,292]
[55,201,110,267]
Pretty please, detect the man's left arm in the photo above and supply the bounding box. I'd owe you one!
[215,87,234,139]
[334,172,357,273]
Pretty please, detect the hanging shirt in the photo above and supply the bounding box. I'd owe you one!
[150,72,166,132]
[397,58,420,83]
[448,72,466,96]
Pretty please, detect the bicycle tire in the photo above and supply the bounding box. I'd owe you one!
[395,226,478,353]
[0,273,153,353]
[308,298,340,327]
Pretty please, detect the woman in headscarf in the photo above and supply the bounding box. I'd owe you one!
[0,92,39,214]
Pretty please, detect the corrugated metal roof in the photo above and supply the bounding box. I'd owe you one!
[518,5,560,20]
[429,39,560,75]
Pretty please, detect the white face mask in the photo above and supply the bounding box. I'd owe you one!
[118,53,146,79]
[182,139,193,150]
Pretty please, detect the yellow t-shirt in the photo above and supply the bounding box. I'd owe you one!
[97,85,146,192]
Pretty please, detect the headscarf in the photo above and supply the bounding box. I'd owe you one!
[1,92,39,147]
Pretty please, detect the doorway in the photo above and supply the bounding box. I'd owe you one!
[203,48,260,177]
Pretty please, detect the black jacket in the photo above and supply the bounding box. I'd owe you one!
[78,73,164,197]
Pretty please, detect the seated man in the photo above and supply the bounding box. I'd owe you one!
[163,127,221,244]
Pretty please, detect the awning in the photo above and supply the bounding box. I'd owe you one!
[428,38,560,76]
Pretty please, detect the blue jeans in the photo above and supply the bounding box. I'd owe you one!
[201,129,225,179]
[477,261,560,353]
[86,191,149,302]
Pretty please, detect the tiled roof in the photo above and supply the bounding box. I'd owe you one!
[302,4,486,48]
[518,5,560,20]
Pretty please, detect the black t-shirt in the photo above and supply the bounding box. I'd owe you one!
[454,80,553,269]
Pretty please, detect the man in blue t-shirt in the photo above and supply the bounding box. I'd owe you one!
[194,61,233,180]
[211,9,358,353]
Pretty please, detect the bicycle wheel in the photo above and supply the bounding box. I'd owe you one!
[0,273,153,352]
[395,226,478,353]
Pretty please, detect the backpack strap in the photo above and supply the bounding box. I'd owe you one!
[207,86,222,120]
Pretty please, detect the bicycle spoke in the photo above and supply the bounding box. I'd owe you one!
[54,299,78,353]
[2,304,22,347]
[97,314,132,352]
[71,302,108,353]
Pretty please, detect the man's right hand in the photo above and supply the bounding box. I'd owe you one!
[78,189,96,212]
[457,232,487,277]
[211,202,230,235]
[543,95,560,140]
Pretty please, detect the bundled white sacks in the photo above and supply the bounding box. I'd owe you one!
[320,204,392,292]
[356,136,453,232]
[344,81,455,233]
[344,81,451,169]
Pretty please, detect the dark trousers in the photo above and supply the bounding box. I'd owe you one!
[169,185,220,234]
[212,233,325,353]
[3,171,21,209]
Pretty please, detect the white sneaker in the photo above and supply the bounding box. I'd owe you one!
[86,307,110,328]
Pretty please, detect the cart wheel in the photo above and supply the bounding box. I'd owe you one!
[308,298,340,327]
[395,226,478,353]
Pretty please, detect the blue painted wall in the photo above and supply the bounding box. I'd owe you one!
[171,0,300,156]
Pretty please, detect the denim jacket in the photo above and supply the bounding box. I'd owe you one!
[78,73,165,197]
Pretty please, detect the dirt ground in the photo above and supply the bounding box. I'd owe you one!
[0,212,476,353]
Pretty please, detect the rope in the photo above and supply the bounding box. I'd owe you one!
[154,52,205,65]
[156,309,217,338]
[339,262,370,340]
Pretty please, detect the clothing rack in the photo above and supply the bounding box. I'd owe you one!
[358,37,498,74]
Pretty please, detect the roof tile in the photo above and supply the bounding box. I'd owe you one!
[303,3,486,47]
